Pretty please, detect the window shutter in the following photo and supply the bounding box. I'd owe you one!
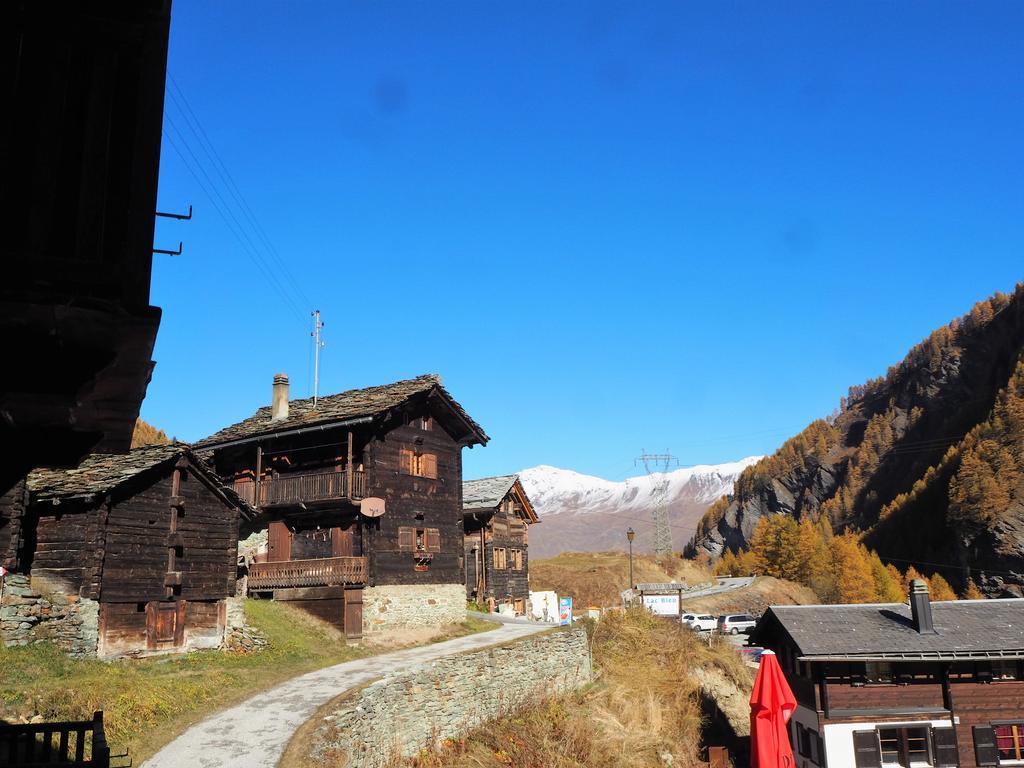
[973,726,1000,767]
[932,728,959,767]
[398,526,414,551]
[815,734,825,767]
[421,453,438,479]
[399,448,413,475]
[852,731,882,768]
[425,528,441,553]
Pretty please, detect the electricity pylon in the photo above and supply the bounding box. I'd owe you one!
[636,450,678,559]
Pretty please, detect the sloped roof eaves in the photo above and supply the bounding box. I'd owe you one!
[195,374,488,449]
[28,443,188,502]
[462,475,519,510]
[763,601,1024,658]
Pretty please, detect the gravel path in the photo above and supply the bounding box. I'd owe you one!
[142,617,548,768]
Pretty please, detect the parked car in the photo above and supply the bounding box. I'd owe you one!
[685,614,718,632]
[718,614,757,635]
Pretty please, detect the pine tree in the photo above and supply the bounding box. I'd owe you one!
[870,553,905,602]
[962,578,985,599]
[926,573,958,601]
[830,534,877,603]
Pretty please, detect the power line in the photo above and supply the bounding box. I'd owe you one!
[165,75,313,311]
[161,128,305,323]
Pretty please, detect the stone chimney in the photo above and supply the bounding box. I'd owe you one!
[909,578,936,634]
[271,373,289,422]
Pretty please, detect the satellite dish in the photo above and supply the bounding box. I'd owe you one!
[360,497,386,518]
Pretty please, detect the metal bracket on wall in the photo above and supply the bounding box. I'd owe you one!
[155,204,193,220]
[152,241,183,256]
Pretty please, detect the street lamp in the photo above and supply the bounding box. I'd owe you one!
[626,528,635,591]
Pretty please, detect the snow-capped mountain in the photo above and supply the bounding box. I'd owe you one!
[519,458,761,559]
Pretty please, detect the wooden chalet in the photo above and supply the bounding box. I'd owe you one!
[2,1,172,565]
[196,373,489,639]
[750,580,1024,768]
[19,443,252,657]
[462,474,538,614]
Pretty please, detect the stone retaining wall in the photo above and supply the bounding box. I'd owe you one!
[312,627,591,767]
[362,583,466,633]
[0,574,99,657]
[222,597,268,652]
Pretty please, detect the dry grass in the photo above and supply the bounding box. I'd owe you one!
[531,551,712,609]
[400,609,751,768]
[0,602,493,766]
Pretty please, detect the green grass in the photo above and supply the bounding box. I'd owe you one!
[0,601,492,765]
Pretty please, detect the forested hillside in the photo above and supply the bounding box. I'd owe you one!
[689,284,1024,598]
[130,419,171,447]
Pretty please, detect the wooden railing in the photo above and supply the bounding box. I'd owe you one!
[232,470,367,508]
[0,710,111,767]
[248,556,369,590]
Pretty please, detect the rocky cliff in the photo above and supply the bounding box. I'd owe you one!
[689,284,1024,596]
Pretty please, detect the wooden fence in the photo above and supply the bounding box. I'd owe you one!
[0,711,110,767]
[248,556,369,590]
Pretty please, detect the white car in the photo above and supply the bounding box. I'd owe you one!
[684,614,718,632]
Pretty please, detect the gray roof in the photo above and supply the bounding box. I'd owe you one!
[463,475,519,510]
[29,443,192,502]
[27,443,256,519]
[759,600,1024,659]
[195,374,488,448]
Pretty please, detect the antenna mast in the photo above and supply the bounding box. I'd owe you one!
[311,309,325,407]
[635,449,679,559]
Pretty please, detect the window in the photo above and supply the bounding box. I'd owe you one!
[493,547,507,569]
[511,549,524,570]
[995,723,1024,763]
[398,526,441,553]
[420,416,433,431]
[796,723,821,765]
[992,660,1020,681]
[877,727,931,767]
[865,661,894,684]
[399,447,438,479]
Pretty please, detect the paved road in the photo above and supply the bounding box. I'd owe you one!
[142,619,548,768]
[686,575,756,598]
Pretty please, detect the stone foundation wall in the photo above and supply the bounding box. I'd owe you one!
[1,574,99,657]
[362,583,466,633]
[312,627,591,768]
[222,597,268,652]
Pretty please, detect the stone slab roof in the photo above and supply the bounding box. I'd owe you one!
[758,600,1024,658]
[195,374,488,448]
[27,443,256,518]
[463,475,519,510]
[29,443,190,501]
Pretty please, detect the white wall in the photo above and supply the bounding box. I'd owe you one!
[822,718,955,768]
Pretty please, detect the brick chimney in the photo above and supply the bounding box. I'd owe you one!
[271,373,289,422]
[909,578,936,634]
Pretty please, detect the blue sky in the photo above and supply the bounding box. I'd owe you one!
[147,1,1023,481]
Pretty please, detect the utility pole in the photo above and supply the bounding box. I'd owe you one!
[626,528,635,590]
[311,309,325,407]
[635,450,679,559]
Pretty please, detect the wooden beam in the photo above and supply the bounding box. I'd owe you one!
[254,444,263,510]
[347,431,353,499]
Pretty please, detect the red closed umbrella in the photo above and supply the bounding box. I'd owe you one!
[750,650,797,768]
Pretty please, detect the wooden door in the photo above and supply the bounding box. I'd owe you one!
[268,520,291,562]
[344,588,363,640]
[332,524,354,557]
[146,600,186,649]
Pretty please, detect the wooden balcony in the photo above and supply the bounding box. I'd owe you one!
[247,556,368,590]
[232,470,367,509]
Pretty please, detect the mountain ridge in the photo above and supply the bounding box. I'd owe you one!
[518,458,762,558]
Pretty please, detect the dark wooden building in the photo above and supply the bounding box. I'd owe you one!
[750,580,1024,768]
[463,475,538,615]
[16,443,252,657]
[1,1,172,566]
[196,373,489,639]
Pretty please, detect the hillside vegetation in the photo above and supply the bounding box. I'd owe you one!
[690,284,1024,598]
[0,601,491,764]
[681,576,818,616]
[130,418,171,447]
[530,551,712,608]
[401,609,752,768]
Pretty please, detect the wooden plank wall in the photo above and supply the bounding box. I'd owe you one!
[30,505,100,595]
[482,502,529,605]
[950,680,1024,768]
[0,477,28,571]
[367,418,463,586]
